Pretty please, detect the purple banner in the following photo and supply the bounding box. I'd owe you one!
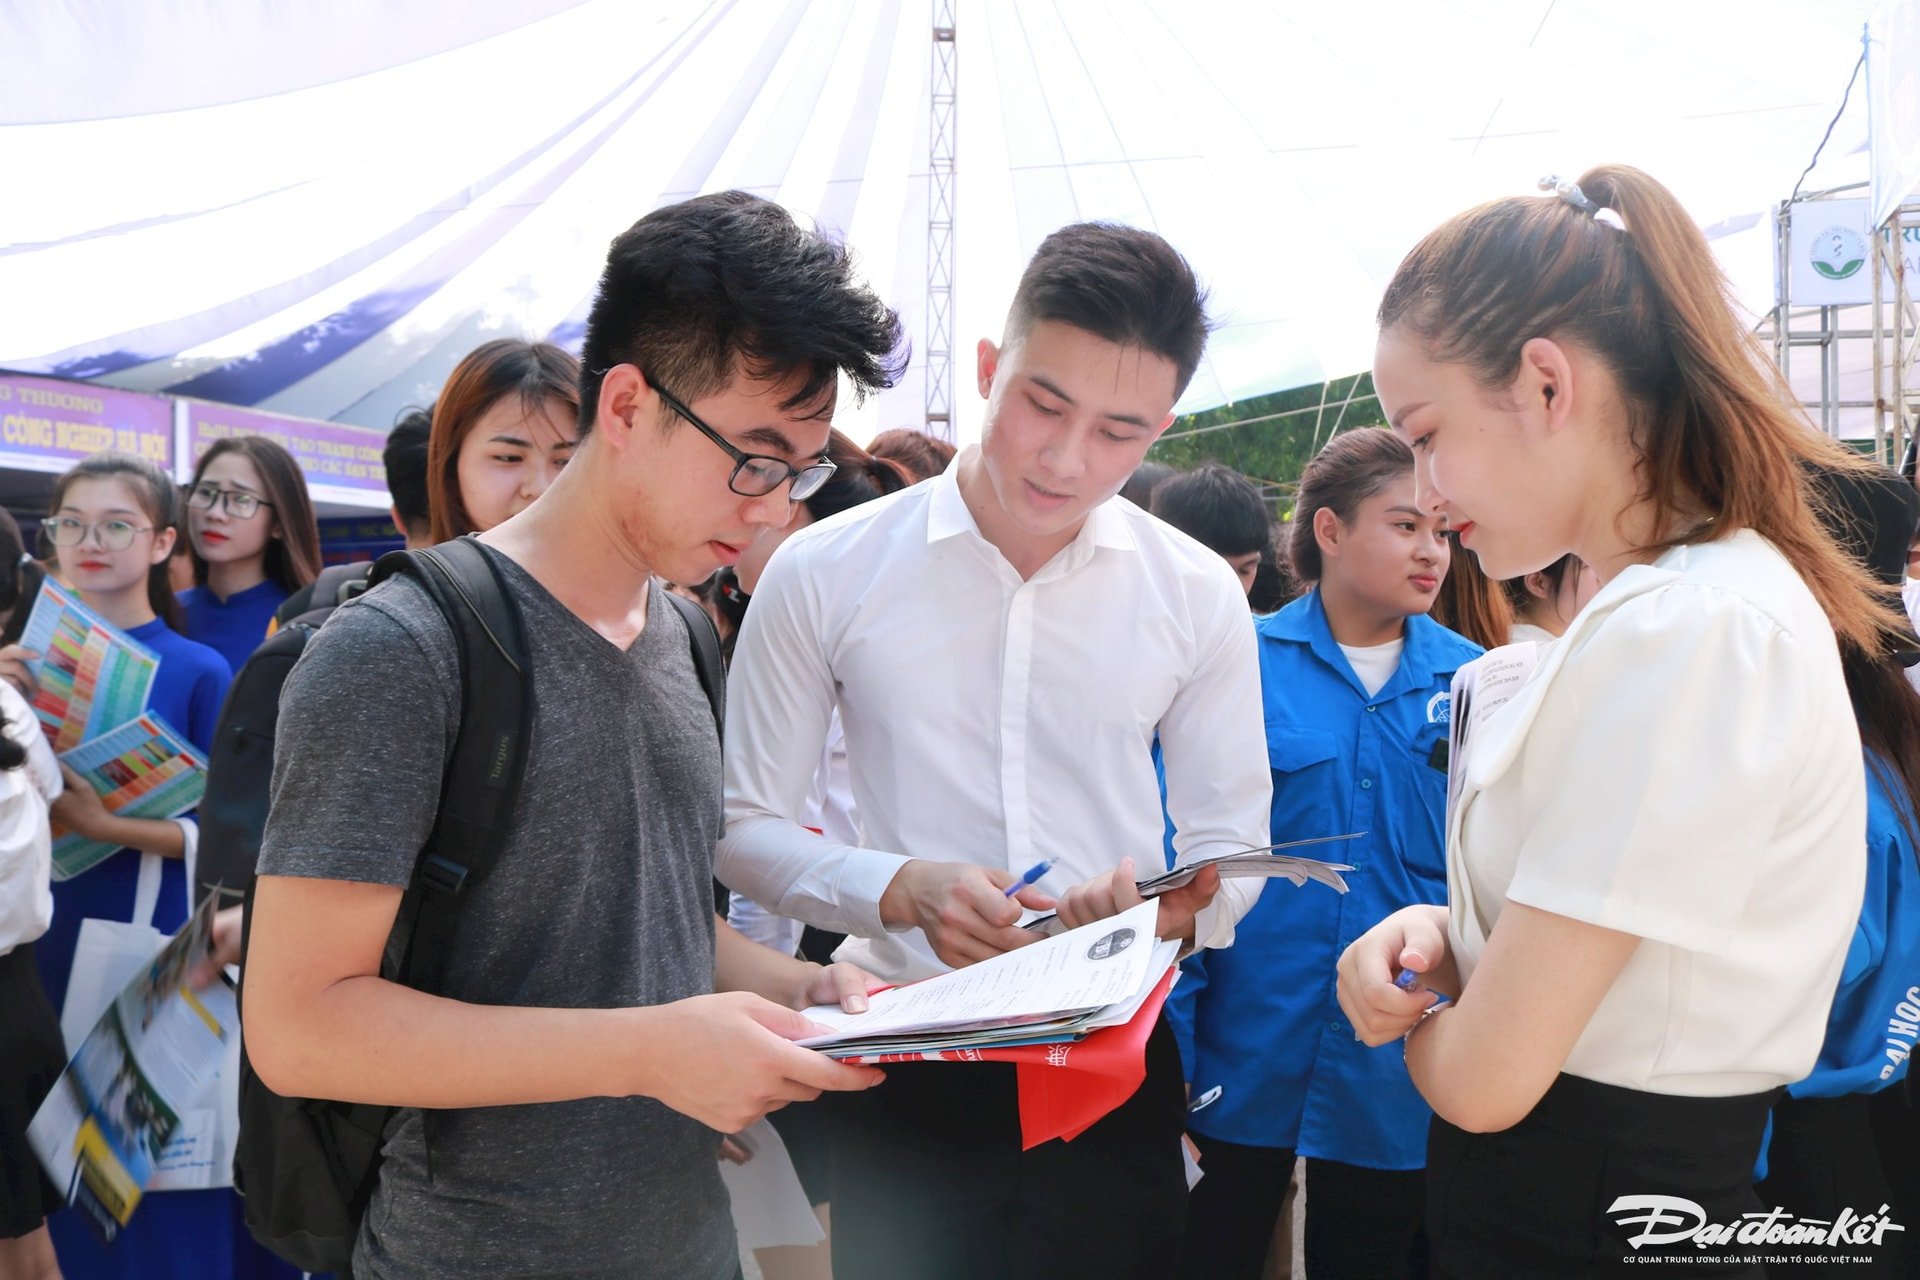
[186,401,387,494]
[0,373,173,471]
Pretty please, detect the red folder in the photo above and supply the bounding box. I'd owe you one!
[849,964,1177,1150]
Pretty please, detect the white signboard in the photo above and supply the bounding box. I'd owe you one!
[1785,198,1920,307]
[1869,0,1920,231]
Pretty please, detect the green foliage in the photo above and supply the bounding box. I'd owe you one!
[1150,373,1384,520]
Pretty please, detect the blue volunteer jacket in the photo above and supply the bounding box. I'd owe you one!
[1166,590,1480,1169]
[1755,754,1919,1182]
[1790,755,1920,1099]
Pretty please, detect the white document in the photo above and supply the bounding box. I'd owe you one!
[1022,839,1355,937]
[798,899,1161,1046]
[1078,940,1183,1031]
[719,1119,824,1250]
[1446,642,1541,821]
[1182,1137,1205,1189]
[1141,851,1354,894]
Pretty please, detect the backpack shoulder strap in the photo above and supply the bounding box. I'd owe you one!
[368,539,531,993]
[318,561,375,609]
[664,588,725,743]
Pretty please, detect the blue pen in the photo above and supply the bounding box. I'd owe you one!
[1004,859,1054,897]
[1394,968,1421,992]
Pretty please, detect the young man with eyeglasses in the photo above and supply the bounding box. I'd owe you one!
[243,192,906,1280]
[718,223,1274,1279]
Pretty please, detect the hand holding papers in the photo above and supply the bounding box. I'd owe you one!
[800,900,1175,1057]
[1020,834,1359,937]
[51,716,209,881]
[12,582,209,880]
[20,580,159,751]
[29,894,236,1243]
[800,901,1183,1149]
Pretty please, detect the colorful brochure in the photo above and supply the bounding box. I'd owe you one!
[28,895,236,1244]
[20,579,160,752]
[51,714,209,881]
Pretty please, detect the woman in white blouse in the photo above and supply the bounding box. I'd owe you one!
[1339,166,1911,1277]
[0,678,67,1279]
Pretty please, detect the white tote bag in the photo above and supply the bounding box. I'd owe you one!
[57,836,240,1191]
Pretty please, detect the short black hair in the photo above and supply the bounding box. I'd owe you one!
[1151,464,1271,557]
[1248,535,1299,615]
[1120,460,1177,509]
[385,407,433,533]
[1007,222,1212,397]
[578,191,906,434]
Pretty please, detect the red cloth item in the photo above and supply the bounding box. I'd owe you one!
[850,965,1177,1150]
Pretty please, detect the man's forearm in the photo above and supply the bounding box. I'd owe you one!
[715,814,910,939]
[713,915,813,1007]
[90,813,185,859]
[248,974,651,1108]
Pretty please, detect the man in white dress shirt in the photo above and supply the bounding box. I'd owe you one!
[718,223,1273,1280]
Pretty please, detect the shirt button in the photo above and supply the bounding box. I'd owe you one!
[1365,705,1377,713]
[1360,778,1373,790]
[1329,1021,1343,1032]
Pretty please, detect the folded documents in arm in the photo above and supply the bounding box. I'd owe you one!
[1019,833,1359,937]
[799,900,1175,1056]
[1446,642,1541,823]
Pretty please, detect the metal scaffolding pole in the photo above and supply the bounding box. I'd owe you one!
[1769,189,1919,467]
[925,0,957,441]
[1889,207,1918,469]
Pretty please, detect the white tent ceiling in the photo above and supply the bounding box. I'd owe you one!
[0,0,1885,445]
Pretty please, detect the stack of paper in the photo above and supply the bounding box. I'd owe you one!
[1020,834,1358,937]
[800,900,1178,1060]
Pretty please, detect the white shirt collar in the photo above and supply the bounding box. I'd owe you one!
[926,446,1137,570]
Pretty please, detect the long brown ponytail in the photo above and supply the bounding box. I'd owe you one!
[802,430,912,523]
[1377,164,1905,661]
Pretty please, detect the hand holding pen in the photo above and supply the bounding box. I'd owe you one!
[878,859,1058,969]
[1334,904,1453,1046]
[1003,859,1054,897]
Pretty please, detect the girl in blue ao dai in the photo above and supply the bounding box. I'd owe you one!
[22,453,294,1280]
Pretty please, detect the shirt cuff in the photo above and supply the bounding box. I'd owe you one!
[827,848,916,940]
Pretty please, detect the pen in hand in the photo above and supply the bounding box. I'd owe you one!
[1004,859,1054,897]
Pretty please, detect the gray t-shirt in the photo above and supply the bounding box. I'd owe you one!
[258,546,733,1279]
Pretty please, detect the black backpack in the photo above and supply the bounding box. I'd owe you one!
[195,562,375,903]
[231,539,725,1272]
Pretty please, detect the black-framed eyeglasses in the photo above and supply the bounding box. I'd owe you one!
[45,517,154,551]
[187,483,274,519]
[648,378,835,502]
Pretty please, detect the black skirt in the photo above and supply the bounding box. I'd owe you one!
[1427,1072,1777,1278]
[0,940,67,1238]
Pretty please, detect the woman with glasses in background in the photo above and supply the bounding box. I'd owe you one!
[179,437,323,673]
